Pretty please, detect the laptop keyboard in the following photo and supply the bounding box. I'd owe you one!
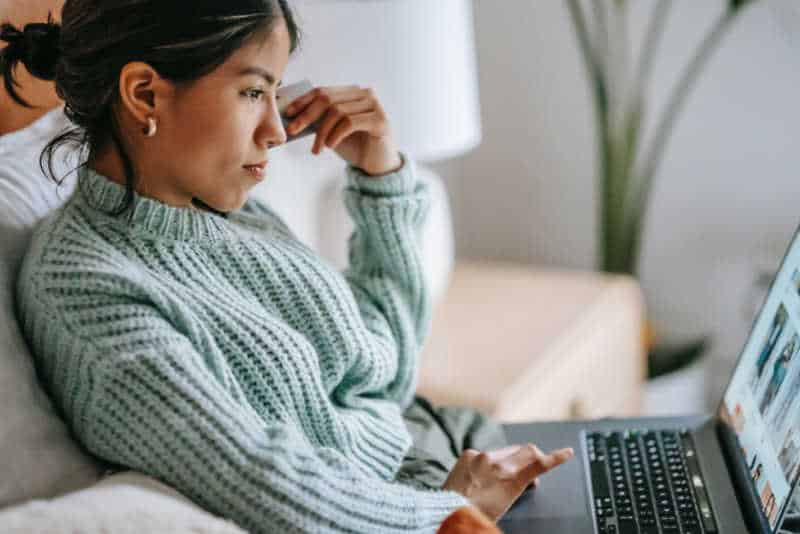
[585,430,718,534]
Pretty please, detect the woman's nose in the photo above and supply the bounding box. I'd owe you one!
[259,107,288,149]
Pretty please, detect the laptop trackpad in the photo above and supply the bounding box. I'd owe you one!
[498,422,592,531]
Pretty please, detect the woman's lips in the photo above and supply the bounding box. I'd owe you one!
[243,162,267,178]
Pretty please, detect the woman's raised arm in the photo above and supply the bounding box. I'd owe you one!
[341,155,434,411]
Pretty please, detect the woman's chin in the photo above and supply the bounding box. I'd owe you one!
[221,197,248,213]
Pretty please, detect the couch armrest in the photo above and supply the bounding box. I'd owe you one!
[418,260,646,422]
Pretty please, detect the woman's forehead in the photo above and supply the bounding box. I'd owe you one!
[220,22,291,78]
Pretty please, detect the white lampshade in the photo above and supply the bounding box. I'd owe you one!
[283,0,482,162]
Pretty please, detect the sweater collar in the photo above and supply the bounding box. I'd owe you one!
[77,165,231,242]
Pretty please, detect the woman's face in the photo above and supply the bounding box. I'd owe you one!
[130,21,291,212]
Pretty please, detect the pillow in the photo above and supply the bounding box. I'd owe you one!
[0,107,105,508]
[0,470,247,534]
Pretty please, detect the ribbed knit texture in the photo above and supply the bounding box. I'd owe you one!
[15,154,470,533]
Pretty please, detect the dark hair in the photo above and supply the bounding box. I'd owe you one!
[0,1,301,217]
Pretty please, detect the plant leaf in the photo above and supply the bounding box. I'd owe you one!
[729,0,755,12]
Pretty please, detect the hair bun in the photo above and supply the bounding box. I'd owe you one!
[1,12,61,81]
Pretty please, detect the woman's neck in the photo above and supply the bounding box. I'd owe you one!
[90,146,196,209]
[90,146,224,215]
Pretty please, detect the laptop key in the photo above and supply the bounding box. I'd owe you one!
[617,518,637,534]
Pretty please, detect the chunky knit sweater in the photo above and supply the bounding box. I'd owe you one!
[16,155,471,533]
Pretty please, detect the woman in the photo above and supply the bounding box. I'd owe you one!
[2,2,572,532]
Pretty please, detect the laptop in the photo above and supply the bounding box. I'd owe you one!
[497,225,800,534]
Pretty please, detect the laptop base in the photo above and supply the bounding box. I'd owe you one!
[498,415,750,534]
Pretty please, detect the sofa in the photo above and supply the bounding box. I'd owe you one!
[0,106,646,532]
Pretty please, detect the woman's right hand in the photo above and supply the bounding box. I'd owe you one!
[441,443,574,523]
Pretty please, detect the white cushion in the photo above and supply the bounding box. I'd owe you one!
[0,471,247,534]
[0,107,104,508]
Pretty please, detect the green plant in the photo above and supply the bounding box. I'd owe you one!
[565,0,758,377]
[566,0,757,274]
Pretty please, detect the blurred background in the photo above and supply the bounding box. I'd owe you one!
[435,0,800,414]
[268,0,800,418]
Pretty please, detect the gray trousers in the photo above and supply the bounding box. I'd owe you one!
[397,395,509,490]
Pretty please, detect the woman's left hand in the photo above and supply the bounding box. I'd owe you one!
[284,85,403,177]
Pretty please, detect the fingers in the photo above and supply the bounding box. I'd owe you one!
[326,110,389,151]
[285,85,361,116]
[312,99,375,154]
[445,444,572,519]
[519,445,574,481]
[503,444,542,480]
[285,85,391,155]
[285,86,367,136]
[482,445,524,463]
[495,444,572,490]
[465,443,573,485]
[541,447,575,471]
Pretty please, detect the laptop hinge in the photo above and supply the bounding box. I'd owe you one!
[715,419,772,533]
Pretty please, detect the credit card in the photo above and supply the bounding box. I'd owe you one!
[276,79,319,143]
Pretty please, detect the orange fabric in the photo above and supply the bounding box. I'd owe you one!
[436,506,504,534]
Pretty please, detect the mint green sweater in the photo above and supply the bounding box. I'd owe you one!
[16,156,470,533]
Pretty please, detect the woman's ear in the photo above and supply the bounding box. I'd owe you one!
[117,61,172,128]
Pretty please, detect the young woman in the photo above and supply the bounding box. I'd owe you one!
[1,1,572,532]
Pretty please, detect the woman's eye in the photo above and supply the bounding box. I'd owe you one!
[244,89,266,101]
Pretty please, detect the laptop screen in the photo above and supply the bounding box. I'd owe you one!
[720,226,800,531]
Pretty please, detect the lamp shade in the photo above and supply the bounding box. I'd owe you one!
[283,0,482,162]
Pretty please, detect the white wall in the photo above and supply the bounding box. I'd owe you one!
[432,0,800,408]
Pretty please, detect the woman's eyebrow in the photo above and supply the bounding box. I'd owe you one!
[238,66,282,87]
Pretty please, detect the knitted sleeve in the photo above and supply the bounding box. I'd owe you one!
[20,293,469,534]
[341,153,433,411]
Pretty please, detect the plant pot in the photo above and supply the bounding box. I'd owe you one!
[647,333,711,379]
